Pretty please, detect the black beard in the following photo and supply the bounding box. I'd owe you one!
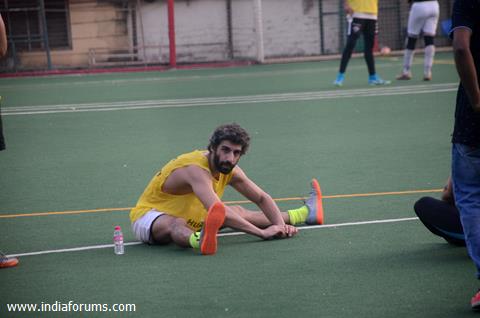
[213,153,235,174]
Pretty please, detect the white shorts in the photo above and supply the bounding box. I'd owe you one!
[407,1,440,37]
[131,209,164,244]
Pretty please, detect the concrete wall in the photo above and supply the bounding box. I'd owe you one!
[136,0,168,63]
[136,0,333,63]
[261,0,320,58]
[138,0,230,63]
[18,0,131,69]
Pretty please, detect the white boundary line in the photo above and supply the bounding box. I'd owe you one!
[7,217,419,258]
[0,61,410,90]
[3,83,457,116]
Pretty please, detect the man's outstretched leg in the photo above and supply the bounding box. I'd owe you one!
[229,179,324,227]
[288,178,324,225]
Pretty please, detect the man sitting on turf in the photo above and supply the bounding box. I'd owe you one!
[130,123,324,255]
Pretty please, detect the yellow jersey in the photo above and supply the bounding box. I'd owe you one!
[130,150,234,231]
[348,0,378,15]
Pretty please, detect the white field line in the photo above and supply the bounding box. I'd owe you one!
[2,83,457,116]
[0,61,404,90]
[7,216,419,258]
[0,67,340,90]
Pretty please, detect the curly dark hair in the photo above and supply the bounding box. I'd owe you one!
[208,123,251,155]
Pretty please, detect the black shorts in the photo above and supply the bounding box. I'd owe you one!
[349,18,377,37]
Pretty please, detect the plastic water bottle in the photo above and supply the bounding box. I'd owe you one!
[113,226,124,255]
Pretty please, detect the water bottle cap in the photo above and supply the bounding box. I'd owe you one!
[114,226,121,231]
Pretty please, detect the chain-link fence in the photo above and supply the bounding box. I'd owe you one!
[0,0,454,73]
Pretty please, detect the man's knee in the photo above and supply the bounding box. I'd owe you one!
[406,36,417,50]
[171,217,189,232]
[414,196,430,217]
[424,35,434,47]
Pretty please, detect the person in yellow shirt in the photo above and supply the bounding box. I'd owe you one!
[334,0,390,86]
[130,123,324,255]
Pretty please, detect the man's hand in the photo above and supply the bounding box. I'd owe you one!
[282,225,298,238]
[344,3,353,15]
[261,224,298,240]
[261,225,284,239]
[441,177,454,203]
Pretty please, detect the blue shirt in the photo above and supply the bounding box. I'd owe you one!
[450,0,480,146]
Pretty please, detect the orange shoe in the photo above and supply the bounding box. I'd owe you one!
[305,179,324,225]
[200,202,226,255]
[471,290,480,311]
[0,251,19,268]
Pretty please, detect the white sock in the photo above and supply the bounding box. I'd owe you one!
[403,49,415,74]
[424,45,435,77]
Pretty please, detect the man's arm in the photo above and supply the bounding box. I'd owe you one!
[171,165,280,238]
[229,166,286,227]
[0,14,7,58]
[453,27,480,112]
[164,165,222,210]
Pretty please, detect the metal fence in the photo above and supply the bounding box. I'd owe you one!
[0,0,454,73]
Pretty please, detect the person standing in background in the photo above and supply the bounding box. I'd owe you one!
[333,0,390,86]
[397,0,440,81]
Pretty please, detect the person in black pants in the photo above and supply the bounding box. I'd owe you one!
[0,14,6,151]
[333,0,390,86]
[414,177,465,246]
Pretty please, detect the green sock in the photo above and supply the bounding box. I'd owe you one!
[189,232,200,249]
[288,206,309,225]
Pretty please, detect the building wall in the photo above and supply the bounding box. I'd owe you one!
[136,0,167,63]
[137,0,334,63]
[18,0,131,69]
[138,0,230,64]
[262,0,320,58]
